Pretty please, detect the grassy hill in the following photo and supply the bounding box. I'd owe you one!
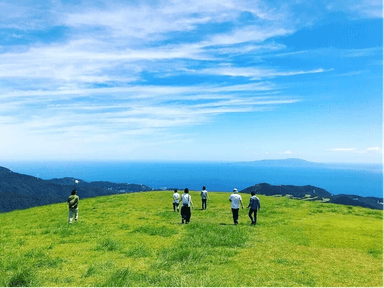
[0,191,382,287]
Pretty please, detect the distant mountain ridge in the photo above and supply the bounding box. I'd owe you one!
[241,158,316,166]
[1,165,382,212]
[241,183,383,210]
[0,167,152,213]
[49,177,151,192]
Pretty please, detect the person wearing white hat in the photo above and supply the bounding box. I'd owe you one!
[229,188,243,225]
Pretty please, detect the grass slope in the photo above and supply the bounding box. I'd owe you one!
[0,191,382,287]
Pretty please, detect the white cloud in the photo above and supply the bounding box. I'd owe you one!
[197,66,330,79]
[329,148,357,152]
[367,147,382,153]
[327,0,383,19]
[328,147,382,154]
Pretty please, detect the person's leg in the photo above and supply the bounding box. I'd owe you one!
[186,207,191,223]
[248,209,253,223]
[69,209,73,224]
[202,199,204,210]
[181,206,186,223]
[232,208,239,224]
[74,208,78,222]
[231,208,235,224]
[254,210,258,225]
[173,202,176,212]
[234,208,239,224]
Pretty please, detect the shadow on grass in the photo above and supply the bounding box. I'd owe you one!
[125,246,153,258]
[133,225,178,237]
[95,238,123,252]
[186,222,249,248]
[7,268,38,287]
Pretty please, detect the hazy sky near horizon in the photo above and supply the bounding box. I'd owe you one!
[0,0,382,163]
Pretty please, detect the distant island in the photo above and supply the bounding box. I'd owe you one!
[238,158,316,166]
[0,165,382,212]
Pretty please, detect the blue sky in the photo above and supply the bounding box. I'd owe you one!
[0,0,382,163]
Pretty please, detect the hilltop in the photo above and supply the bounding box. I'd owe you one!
[0,191,382,287]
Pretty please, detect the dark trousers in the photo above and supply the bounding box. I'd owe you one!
[181,205,191,223]
[173,202,179,212]
[202,199,207,210]
[249,208,258,224]
[231,208,239,224]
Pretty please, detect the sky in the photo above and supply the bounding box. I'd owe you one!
[0,0,382,163]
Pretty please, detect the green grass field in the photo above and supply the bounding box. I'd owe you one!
[0,191,382,287]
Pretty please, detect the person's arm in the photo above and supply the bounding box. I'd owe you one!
[240,198,244,209]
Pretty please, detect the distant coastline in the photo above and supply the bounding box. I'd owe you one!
[2,159,382,198]
[1,164,383,212]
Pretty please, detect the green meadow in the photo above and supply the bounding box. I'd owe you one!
[0,191,382,287]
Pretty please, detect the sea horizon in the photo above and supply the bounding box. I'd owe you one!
[2,160,382,198]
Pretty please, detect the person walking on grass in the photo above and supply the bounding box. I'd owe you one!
[247,191,260,225]
[201,186,209,210]
[181,188,194,224]
[67,189,79,224]
[173,189,180,212]
[229,188,243,225]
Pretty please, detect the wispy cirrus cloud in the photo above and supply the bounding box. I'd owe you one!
[0,80,300,138]
[326,0,383,19]
[0,0,381,162]
[196,66,331,79]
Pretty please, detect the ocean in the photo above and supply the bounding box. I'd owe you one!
[3,161,383,198]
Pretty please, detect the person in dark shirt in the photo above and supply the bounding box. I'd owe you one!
[247,191,260,225]
[67,189,79,224]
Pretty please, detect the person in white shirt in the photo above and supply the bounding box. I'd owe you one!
[200,186,209,210]
[181,188,194,224]
[172,189,180,212]
[229,188,243,225]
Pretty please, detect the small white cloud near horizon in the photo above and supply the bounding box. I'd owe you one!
[328,147,382,154]
[263,150,293,155]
